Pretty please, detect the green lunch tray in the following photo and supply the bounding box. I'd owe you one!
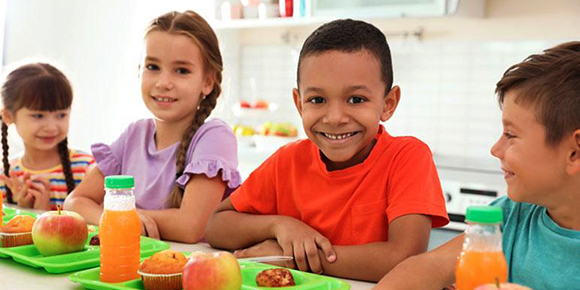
[0,232,169,273]
[2,206,37,223]
[69,260,351,290]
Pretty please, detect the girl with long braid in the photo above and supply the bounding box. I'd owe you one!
[65,11,241,243]
[0,63,95,210]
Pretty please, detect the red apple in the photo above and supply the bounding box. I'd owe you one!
[239,101,251,108]
[31,206,88,256]
[182,251,242,290]
[475,283,533,290]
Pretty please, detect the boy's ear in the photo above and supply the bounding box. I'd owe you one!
[567,129,580,175]
[292,88,303,117]
[380,85,401,122]
[1,109,14,125]
[566,129,580,175]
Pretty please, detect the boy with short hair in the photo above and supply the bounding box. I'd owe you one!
[205,19,449,282]
[374,42,580,289]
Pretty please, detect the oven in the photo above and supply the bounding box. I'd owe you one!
[436,157,507,231]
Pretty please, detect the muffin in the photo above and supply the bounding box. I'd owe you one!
[0,215,36,247]
[256,268,296,287]
[138,249,188,290]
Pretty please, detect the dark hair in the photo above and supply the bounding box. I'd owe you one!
[1,63,76,203]
[297,19,393,94]
[496,41,580,146]
[146,11,223,208]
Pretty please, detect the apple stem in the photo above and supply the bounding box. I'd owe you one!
[57,204,61,215]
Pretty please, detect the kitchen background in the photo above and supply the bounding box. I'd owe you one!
[1,0,580,243]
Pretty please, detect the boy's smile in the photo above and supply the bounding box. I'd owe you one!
[294,50,400,171]
[491,91,571,205]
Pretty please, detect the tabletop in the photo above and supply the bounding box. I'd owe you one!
[1,205,376,290]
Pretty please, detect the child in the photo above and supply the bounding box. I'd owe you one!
[374,42,580,290]
[64,11,241,244]
[204,19,449,282]
[0,62,95,210]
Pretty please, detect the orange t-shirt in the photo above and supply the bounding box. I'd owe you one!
[230,126,449,246]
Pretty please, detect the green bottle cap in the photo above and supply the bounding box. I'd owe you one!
[465,206,503,224]
[104,175,135,189]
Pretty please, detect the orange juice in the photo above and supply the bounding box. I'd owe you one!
[456,250,508,290]
[99,175,141,283]
[456,206,507,290]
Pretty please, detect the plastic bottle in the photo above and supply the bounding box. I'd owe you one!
[99,175,141,283]
[456,206,508,290]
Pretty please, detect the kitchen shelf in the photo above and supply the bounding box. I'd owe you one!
[211,16,341,30]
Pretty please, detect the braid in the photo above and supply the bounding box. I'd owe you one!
[57,138,76,194]
[167,91,219,208]
[1,118,13,203]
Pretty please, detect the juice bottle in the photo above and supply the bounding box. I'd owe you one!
[99,175,141,283]
[456,206,508,290]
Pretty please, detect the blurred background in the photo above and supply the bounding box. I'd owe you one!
[2,0,580,232]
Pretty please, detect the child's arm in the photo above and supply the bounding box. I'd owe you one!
[373,234,463,289]
[206,198,337,274]
[233,213,435,282]
[137,173,226,243]
[317,214,432,282]
[63,167,106,224]
[205,198,294,249]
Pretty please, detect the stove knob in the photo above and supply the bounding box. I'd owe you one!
[444,192,452,203]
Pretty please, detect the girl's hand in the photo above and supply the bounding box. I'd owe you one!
[28,178,52,210]
[234,239,288,267]
[0,171,34,208]
[137,211,160,240]
[274,217,336,274]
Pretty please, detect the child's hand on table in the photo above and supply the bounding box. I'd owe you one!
[234,239,288,267]
[137,211,160,239]
[274,216,336,274]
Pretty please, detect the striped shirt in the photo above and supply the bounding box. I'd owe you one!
[1,149,95,209]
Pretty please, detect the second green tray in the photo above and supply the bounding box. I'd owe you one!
[69,260,351,290]
[0,233,169,273]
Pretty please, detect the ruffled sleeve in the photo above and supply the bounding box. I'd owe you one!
[176,158,242,189]
[91,143,122,176]
[90,120,143,176]
[175,119,242,193]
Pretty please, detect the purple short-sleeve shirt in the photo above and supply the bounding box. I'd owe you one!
[92,118,241,210]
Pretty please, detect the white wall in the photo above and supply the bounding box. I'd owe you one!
[215,0,580,173]
[2,0,212,155]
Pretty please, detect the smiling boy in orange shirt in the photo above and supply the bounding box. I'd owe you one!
[205,19,449,282]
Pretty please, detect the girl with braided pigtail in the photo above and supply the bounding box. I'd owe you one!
[0,63,95,210]
[65,11,241,243]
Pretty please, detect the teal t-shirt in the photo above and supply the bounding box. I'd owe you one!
[490,196,580,289]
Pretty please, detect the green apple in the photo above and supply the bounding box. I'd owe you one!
[182,251,242,290]
[32,206,88,256]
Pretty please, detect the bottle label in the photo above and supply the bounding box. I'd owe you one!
[104,193,136,211]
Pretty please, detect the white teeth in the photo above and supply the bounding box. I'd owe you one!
[322,132,355,140]
[153,96,176,102]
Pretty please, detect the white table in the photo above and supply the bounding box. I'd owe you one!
[1,205,375,290]
[0,240,376,289]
